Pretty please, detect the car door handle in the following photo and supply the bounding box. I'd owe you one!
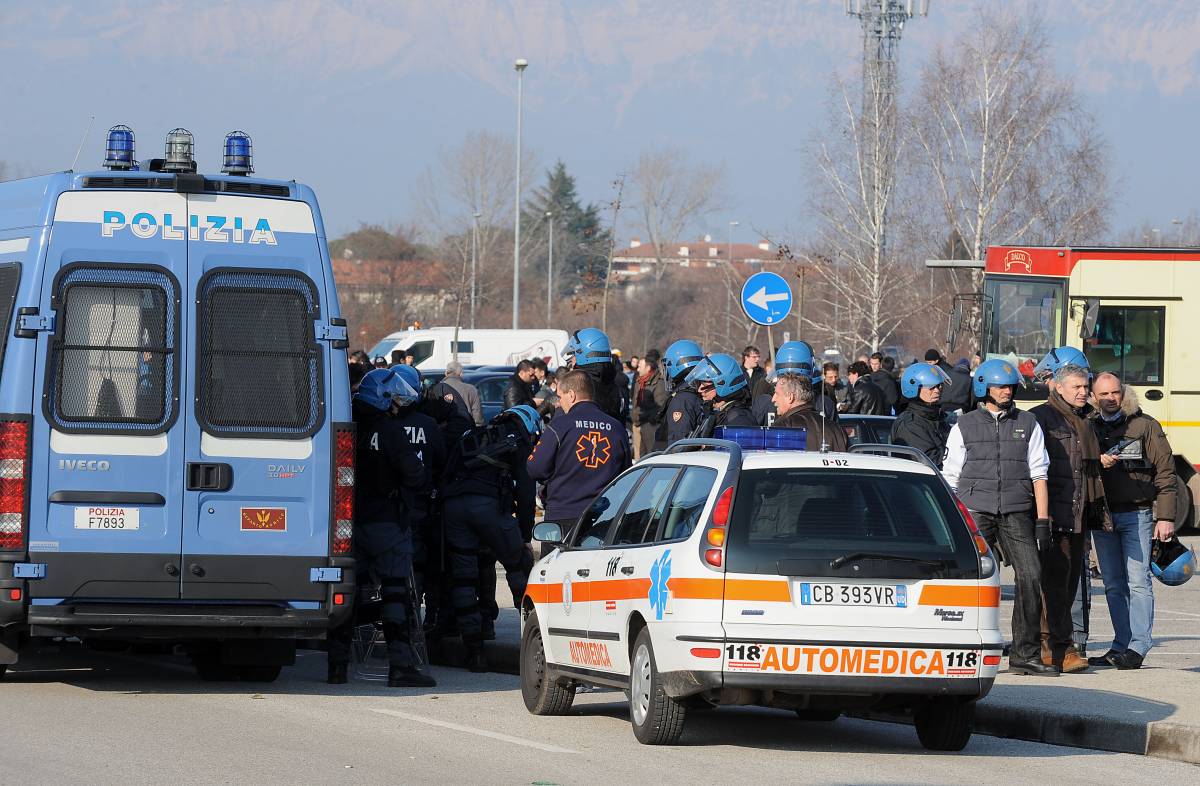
[576,568,590,577]
[621,566,635,575]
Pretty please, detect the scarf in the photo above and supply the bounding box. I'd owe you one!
[1047,390,1112,531]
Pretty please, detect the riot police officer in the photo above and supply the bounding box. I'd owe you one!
[891,363,953,468]
[686,353,758,437]
[658,339,706,445]
[327,368,437,688]
[772,341,838,422]
[563,328,624,420]
[440,405,540,672]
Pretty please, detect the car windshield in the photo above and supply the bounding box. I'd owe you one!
[724,468,978,579]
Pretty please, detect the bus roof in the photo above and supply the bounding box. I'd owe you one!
[985,245,1200,278]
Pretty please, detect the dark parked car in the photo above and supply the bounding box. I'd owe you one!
[838,414,896,446]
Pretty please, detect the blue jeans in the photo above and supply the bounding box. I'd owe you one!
[1092,508,1155,656]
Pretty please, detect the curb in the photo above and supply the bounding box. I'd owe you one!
[476,637,1200,764]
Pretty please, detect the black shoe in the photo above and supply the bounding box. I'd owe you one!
[327,662,348,685]
[464,646,488,673]
[388,666,437,688]
[1088,649,1123,668]
[1009,658,1061,677]
[1116,651,1144,670]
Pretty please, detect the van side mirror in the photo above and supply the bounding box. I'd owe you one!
[532,521,566,549]
[1081,298,1100,340]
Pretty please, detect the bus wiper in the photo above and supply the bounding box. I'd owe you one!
[828,552,946,570]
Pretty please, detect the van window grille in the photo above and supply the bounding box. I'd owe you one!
[0,264,20,380]
[47,267,177,432]
[197,270,322,438]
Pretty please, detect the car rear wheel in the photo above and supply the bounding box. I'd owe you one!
[914,699,974,751]
[629,627,687,745]
[521,609,574,715]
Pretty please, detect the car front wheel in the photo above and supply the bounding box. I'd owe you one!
[520,609,575,715]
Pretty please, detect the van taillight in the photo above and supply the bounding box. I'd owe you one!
[712,487,733,527]
[703,487,734,569]
[0,419,29,551]
[333,428,354,556]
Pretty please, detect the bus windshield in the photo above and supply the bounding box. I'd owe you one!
[984,276,1064,378]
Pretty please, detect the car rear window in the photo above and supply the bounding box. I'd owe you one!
[724,468,977,579]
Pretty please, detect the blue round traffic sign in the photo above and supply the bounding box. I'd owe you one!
[740,271,792,326]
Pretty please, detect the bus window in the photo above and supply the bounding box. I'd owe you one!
[1085,306,1165,386]
[985,277,1064,374]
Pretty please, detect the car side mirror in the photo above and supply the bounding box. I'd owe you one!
[1080,298,1100,340]
[533,521,566,549]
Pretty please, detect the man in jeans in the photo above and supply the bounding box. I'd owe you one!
[942,359,1056,676]
[1090,372,1177,669]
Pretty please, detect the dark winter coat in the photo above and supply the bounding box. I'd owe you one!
[1093,388,1177,523]
[890,399,950,468]
[843,377,888,415]
[773,405,848,452]
[503,374,536,409]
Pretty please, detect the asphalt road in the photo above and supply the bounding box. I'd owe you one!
[0,642,1196,785]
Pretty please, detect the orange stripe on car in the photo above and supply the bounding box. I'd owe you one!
[918,584,1000,608]
[525,583,563,604]
[667,577,791,602]
[588,578,652,601]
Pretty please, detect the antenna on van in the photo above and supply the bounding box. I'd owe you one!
[69,115,96,172]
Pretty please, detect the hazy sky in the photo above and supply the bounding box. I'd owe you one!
[4,1,1198,244]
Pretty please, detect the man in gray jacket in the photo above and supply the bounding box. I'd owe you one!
[442,361,484,426]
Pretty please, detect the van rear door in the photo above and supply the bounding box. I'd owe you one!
[31,192,189,600]
[180,194,333,602]
[720,466,986,665]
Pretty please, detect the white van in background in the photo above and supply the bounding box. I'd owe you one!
[368,327,571,370]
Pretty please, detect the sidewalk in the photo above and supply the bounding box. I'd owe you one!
[456,535,1200,764]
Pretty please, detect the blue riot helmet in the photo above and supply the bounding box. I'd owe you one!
[684,353,749,399]
[564,328,612,367]
[354,368,420,411]
[901,363,952,398]
[771,341,816,381]
[1033,346,1090,381]
[391,362,422,391]
[496,404,544,440]
[1151,538,1196,586]
[972,358,1021,399]
[662,339,705,383]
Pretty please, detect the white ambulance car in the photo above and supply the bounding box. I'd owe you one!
[520,438,1003,750]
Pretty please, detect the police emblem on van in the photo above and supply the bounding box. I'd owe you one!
[58,459,110,471]
[241,507,286,531]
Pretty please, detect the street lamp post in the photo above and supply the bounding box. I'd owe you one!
[545,211,554,328]
[513,58,528,330]
[470,211,481,329]
[727,220,739,342]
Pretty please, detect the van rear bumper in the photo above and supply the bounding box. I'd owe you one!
[27,602,343,640]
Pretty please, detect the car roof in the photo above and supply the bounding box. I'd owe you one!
[639,448,936,476]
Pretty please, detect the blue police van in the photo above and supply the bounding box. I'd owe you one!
[0,127,356,681]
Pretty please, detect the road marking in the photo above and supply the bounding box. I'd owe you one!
[370,708,579,754]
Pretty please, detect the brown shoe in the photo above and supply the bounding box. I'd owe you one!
[1058,648,1090,673]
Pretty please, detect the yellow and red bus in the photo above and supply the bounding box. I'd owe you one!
[980,245,1198,529]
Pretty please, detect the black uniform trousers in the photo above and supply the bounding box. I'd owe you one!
[442,493,533,644]
[328,519,418,668]
[973,510,1044,663]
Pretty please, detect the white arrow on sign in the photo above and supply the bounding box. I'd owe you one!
[746,286,788,310]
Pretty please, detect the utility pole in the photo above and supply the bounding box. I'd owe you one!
[512,58,528,330]
[545,211,554,328]
[845,0,928,263]
[470,212,481,329]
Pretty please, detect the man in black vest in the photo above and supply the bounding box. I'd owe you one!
[942,359,1055,676]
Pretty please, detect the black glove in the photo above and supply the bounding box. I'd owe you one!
[1035,518,1053,553]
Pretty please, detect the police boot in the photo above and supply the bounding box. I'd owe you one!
[388,665,437,688]
[464,643,489,673]
[327,661,349,685]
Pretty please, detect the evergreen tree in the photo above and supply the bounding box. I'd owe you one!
[521,161,611,297]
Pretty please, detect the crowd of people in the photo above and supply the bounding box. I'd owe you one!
[339,327,1191,686]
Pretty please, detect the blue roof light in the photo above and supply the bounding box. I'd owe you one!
[222,131,253,175]
[103,125,136,170]
[713,426,808,452]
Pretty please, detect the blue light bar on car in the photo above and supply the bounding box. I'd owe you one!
[222,131,253,175]
[103,125,136,170]
[713,426,807,451]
